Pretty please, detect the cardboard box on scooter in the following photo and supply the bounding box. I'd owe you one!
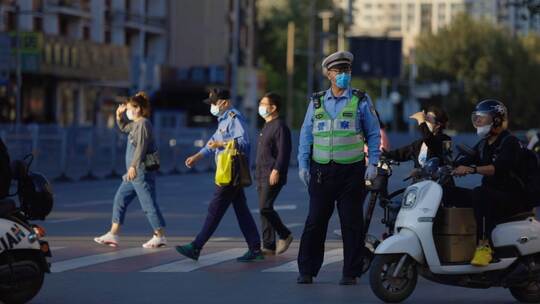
[434,208,477,263]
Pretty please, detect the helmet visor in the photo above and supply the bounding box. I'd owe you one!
[471,111,493,128]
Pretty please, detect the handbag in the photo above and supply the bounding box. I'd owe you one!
[144,150,160,171]
[232,143,252,187]
[215,141,236,186]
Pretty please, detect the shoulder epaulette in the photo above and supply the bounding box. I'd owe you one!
[311,91,325,109]
[228,111,237,118]
[352,89,366,101]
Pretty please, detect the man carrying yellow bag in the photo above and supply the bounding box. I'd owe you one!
[176,89,263,262]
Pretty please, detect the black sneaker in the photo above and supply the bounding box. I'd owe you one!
[236,250,264,262]
[339,276,357,285]
[175,243,200,261]
[297,274,313,284]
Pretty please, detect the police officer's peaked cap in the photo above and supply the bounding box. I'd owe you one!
[203,88,231,104]
[322,51,354,70]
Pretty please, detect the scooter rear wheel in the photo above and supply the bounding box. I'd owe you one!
[510,281,540,303]
[0,259,44,304]
[369,254,417,303]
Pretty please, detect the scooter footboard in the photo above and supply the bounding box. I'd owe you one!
[375,228,425,263]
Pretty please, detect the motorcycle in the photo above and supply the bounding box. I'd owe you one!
[0,155,53,304]
[369,152,540,303]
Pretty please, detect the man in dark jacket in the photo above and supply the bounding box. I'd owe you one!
[452,99,530,266]
[256,92,293,255]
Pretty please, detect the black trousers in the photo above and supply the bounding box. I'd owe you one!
[445,185,530,240]
[193,185,261,251]
[257,183,291,250]
[298,161,367,278]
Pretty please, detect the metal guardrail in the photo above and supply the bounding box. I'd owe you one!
[0,124,214,183]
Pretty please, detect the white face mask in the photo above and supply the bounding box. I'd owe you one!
[258,106,270,118]
[126,109,134,121]
[476,124,492,137]
[210,104,221,117]
[426,122,435,133]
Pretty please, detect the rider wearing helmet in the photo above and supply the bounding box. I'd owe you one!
[452,99,530,267]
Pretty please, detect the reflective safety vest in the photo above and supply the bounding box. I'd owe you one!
[312,94,365,164]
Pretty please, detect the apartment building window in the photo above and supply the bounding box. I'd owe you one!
[83,26,90,40]
[33,17,43,32]
[7,12,16,31]
[32,0,43,10]
[105,30,111,44]
[59,18,69,36]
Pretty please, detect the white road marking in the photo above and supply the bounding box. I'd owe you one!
[262,248,344,272]
[52,247,167,273]
[48,217,86,224]
[285,223,303,229]
[251,204,297,213]
[142,248,246,272]
[62,200,111,208]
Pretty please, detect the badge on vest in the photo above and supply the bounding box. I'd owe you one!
[343,112,353,118]
[340,120,351,130]
[315,113,324,119]
[317,121,326,131]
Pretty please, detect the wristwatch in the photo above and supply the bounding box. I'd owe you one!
[470,165,477,174]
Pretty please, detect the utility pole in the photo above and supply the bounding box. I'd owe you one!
[318,10,334,90]
[15,2,21,127]
[286,22,295,127]
[307,1,316,99]
[230,0,240,105]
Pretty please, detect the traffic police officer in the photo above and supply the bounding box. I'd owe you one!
[297,51,381,285]
[175,89,263,262]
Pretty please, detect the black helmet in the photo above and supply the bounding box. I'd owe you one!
[471,99,507,128]
[19,173,53,220]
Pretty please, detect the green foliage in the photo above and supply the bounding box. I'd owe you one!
[415,14,540,130]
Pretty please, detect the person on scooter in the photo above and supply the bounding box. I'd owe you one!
[452,99,530,267]
[383,106,452,177]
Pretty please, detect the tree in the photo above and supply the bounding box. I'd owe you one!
[415,14,540,131]
[256,0,344,128]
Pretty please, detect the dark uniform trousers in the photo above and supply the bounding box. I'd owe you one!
[298,161,367,277]
[193,184,261,251]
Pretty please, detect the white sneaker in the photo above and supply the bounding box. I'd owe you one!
[142,235,167,248]
[94,232,119,247]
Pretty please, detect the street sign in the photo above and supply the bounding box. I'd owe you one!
[349,37,402,78]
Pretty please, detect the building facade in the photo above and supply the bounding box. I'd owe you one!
[337,0,540,55]
[0,0,167,127]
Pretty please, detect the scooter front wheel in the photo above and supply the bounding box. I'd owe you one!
[510,281,540,303]
[369,254,417,303]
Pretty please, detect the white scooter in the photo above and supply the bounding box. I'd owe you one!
[369,156,540,303]
[0,155,52,304]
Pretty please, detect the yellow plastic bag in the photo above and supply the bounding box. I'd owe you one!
[215,141,236,186]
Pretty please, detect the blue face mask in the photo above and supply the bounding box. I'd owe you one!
[210,104,221,116]
[258,106,270,118]
[335,72,351,89]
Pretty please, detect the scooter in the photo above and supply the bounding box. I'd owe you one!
[369,155,540,303]
[0,155,53,304]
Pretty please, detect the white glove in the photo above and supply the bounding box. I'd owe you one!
[299,168,310,187]
[365,164,377,181]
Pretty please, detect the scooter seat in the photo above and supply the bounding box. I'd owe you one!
[0,199,15,217]
[503,211,536,223]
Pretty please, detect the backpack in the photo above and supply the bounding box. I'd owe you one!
[486,134,540,207]
[0,139,11,199]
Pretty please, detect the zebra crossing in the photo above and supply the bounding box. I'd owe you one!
[47,237,346,274]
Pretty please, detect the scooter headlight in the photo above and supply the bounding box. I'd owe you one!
[402,189,418,209]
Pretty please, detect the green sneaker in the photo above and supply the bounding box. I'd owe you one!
[236,250,264,262]
[175,243,200,261]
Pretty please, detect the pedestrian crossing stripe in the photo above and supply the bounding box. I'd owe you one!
[50,247,346,273]
[262,248,343,272]
[142,248,246,272]
[52,247,168,273]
